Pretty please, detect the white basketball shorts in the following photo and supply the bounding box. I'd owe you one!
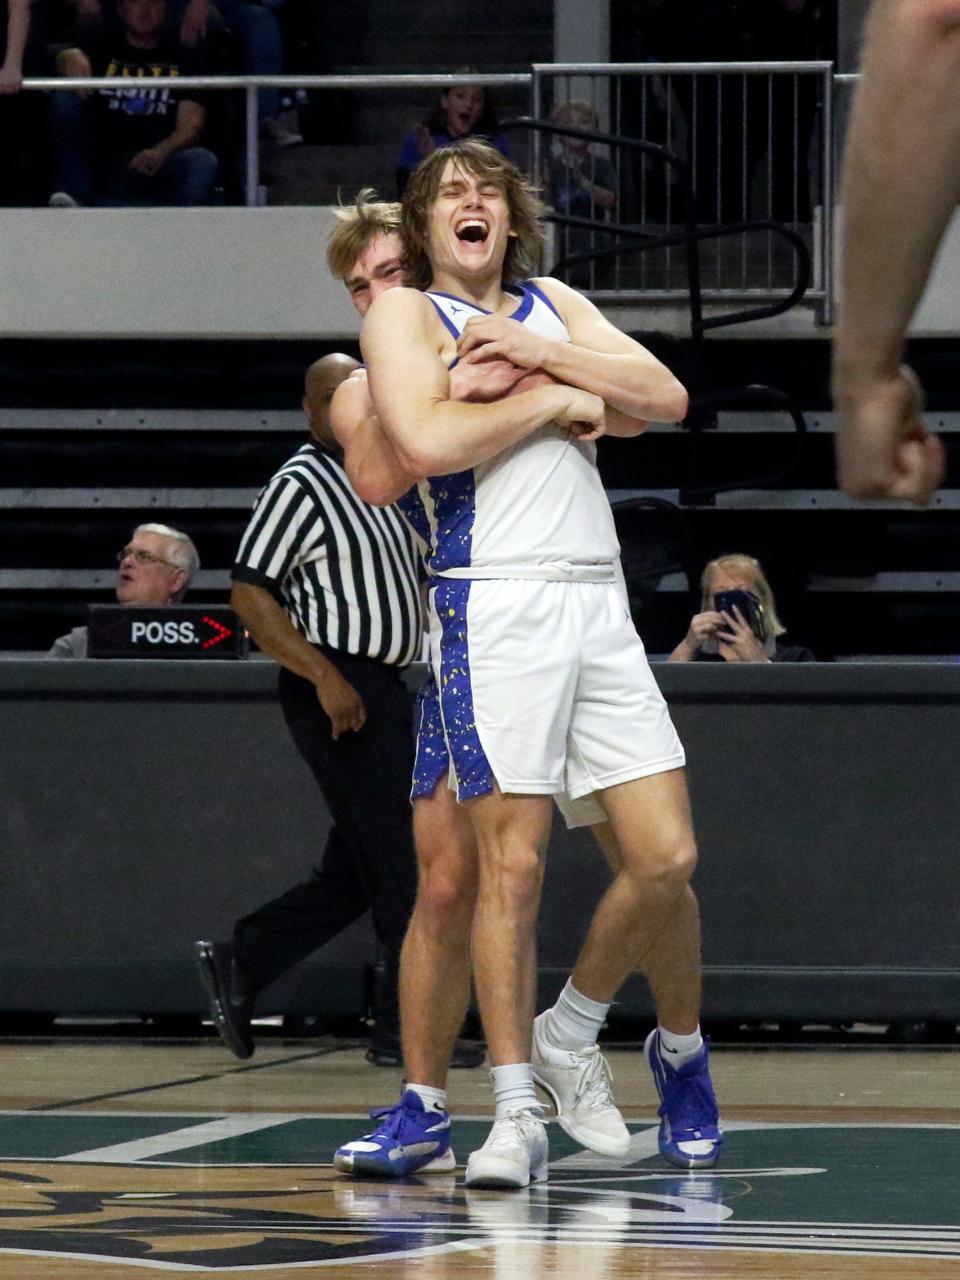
[428,577,685,806]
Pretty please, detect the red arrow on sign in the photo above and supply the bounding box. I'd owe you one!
[202,615,233,650]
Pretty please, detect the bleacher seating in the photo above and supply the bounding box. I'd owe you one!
[270,0,549,203]
[4,335,960,659]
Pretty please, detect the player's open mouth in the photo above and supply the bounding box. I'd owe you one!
[456,219,489,243]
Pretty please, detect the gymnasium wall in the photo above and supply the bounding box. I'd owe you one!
[4,659,958,1025]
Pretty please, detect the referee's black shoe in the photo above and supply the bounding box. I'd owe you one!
[196,939,257,1060]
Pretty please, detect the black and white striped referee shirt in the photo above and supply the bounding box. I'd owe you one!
[233,442,424,668]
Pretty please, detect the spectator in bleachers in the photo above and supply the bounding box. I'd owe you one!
[547,99,616,285]
[190,0,297,144]
[48,0,219,206]
[69,0,296,140]
[668,553,815,663]
[48,522,199,657]
[396,75,508,196]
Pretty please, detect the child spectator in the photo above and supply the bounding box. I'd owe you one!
[396,75,507,196]
[547,98,616,285]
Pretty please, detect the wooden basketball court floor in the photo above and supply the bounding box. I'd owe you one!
[1,1032,958,1278]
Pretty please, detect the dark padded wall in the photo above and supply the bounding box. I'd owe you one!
[1,661,370,1018]
[4,661,959,1022]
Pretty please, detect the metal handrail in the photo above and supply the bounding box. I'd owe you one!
[504,116,811,341]
[681,385,808,504]
[20,71,532,206]
[501,115,704,338]
[539,61,834,75]
[550,220,812,326]
[504,113,812,505]
[530,60,834,322]
[20,62,838,314]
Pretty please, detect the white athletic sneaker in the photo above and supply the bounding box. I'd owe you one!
[531,1011,630,1158]
[464,1109,549,1188]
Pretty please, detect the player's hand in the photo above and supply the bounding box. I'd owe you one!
[129,146,167,176]
[457,313,550,370]
[717,606,767,663]
[450,349,530,402]
[315,670,366,739]
[555,387,606,441]
[834,364,945,505]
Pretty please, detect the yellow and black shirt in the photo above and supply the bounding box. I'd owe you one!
[81,33,206,154]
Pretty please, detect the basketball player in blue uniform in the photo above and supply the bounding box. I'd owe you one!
[329,157,722,1187]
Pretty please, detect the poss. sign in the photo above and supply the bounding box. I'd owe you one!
[88,606,247,660]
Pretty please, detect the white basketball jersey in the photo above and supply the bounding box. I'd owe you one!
[420,281,620,579]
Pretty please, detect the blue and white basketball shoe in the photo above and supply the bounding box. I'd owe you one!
[644,1029,723,1169]
[333,1089,456,1178]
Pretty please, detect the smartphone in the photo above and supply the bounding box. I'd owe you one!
[713,588,765,642]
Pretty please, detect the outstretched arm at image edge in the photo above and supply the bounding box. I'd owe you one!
[836,1,960,381]
[833,2,960,501]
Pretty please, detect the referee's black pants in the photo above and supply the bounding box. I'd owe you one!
[232,650,419,1044]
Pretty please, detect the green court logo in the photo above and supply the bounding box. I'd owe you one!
[0,1121,957,1270]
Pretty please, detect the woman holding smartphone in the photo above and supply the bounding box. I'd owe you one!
[668,553,816,663]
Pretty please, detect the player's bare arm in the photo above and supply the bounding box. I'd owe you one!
[455,276,688,436]
[330,371,416,507]
[833,0,960,502]
[361,286,605,476]
[330,352,551,507]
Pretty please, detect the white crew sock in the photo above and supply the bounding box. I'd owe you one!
[544,979,611,1051]
[658,1025,704,1069]
[405,1083,448,1113]
[491,1063,543,1119]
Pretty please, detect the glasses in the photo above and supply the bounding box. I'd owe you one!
[117,547,178,570]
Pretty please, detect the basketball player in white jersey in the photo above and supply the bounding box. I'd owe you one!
[329,159,722,1188]
[327,196,652,1171]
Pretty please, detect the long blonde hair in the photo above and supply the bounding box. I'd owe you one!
[700,554,785,637]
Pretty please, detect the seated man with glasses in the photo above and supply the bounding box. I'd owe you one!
[48,521,200,658]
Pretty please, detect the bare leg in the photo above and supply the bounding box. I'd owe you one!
[400,780,479,1086]
[581,775,720,1169]
[468,788,553,1065]
[573,769,699,1033]
[587,813,702,1033]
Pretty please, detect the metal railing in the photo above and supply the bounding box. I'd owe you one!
[22,71,532,207]
[530,62,832,319]
[20,62,845,318]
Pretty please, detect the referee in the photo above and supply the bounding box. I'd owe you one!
[197,352,423,1065]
